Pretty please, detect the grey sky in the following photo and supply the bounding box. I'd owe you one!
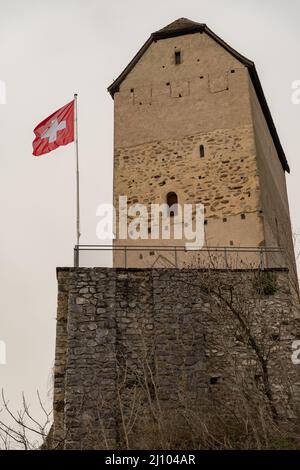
[1,0,300,424]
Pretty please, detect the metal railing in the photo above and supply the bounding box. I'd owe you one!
[73,245,286,270]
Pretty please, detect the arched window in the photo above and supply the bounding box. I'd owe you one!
[167,192,178,217]
[199,145,205,158]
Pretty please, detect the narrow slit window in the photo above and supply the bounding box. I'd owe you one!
[200,145,205,158]
[167,192,178,217]
[175,51,181,65]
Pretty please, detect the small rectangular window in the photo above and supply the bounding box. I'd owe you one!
[175,51,181,65]
[200,145,205,158]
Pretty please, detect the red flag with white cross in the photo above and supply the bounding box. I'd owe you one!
[32,100,74,156]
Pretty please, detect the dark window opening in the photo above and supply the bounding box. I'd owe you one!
[204,220,208,225]
[175,51,181,65]
[241,214,246,220]
[130,88,134,93]
[167,192,178,217]
[200,145,205,158]
[231,69,235,73]
[210,376,221,385]
[223,218,227,223]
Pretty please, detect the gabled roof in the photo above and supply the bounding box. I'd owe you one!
[108,18,289,173]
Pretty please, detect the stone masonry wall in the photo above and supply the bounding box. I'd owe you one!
[53,267,300,449]
[113,124,264,252]
[115,126,258,219]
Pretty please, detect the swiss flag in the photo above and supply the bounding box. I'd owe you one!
[32,100,74,156]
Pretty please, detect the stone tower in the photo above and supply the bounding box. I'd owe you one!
[52,20,300,450]
[108,18,295,272]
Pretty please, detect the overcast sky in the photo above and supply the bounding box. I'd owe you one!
[1,0,300,429]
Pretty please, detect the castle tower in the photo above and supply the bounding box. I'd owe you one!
[108,18,295,272]
[52,20,300,449]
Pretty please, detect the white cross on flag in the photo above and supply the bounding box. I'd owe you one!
[32,100,74,156]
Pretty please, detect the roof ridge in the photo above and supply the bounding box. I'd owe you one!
[155,17,205,33]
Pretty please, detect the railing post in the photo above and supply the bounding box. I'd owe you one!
[224,247,228,269]
[74,246,79,268]
[124,246,127,269]
[259,248,264,270]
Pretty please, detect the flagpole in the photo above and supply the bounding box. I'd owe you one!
[74,93,80,257]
